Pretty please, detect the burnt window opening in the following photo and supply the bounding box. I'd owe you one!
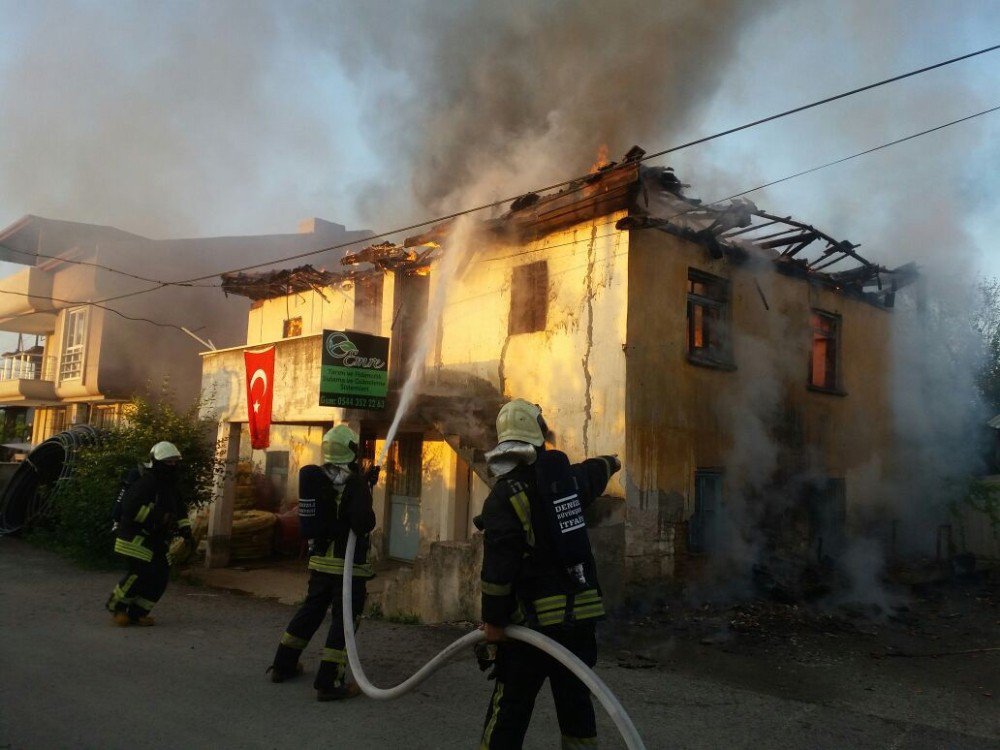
[688,470,723,555]
[509,261,548,335]
[807,477,846,561]
[353,275,384,335]
[809,311,841,392]
[686,269,732,368]
[282,317,302,338]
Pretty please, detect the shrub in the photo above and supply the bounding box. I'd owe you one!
[31,396,223,567]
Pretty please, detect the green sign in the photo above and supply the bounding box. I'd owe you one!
[319,330,390,410]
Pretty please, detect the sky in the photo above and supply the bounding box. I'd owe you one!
[0,0,998,308]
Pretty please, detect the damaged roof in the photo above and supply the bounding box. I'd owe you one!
[220,264,352,301]
[405,145,918,308]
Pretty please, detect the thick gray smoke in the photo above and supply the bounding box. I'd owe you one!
[324,0,776,214]
[0,1,775,235]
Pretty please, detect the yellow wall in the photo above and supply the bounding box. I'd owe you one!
[433,212,630,495]
[624,229,894,580]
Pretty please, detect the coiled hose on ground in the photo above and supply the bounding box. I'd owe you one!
[341,530,647,750]
[0,426,104,537]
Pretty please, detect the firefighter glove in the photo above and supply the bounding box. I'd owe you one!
[474,642,498,680]
[365,465,381,488]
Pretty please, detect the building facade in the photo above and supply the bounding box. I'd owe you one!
[0,215,370,445]
[200,151,916,621]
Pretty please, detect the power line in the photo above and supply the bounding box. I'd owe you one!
[25,43,993,292]
[4,44,998,326]
[717,104,1000,202]
[5,100,997,332]
[480,103,1000,265]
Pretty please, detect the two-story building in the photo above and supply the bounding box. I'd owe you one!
[0,215,370,445]
[199,148,916,621]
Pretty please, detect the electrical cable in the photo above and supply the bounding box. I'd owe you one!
[341,530,647,749]
[5,53,998,328]
[9,43,988,296]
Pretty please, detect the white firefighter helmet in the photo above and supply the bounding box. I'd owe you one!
[496,399,546,447]
[322,424,359,465]
[146,441,182,466]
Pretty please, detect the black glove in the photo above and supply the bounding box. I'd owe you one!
[365,465,381,488]
[474,642,497,680]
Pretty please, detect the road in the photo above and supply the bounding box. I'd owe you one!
[1,540,997,749]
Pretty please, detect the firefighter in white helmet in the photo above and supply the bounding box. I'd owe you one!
[268,425,379,701]
[475,399,621,748]
[105,441,192,626]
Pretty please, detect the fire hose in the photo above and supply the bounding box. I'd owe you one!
[342,530,647,750]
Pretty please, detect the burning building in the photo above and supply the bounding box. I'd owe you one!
[200,147,918,621]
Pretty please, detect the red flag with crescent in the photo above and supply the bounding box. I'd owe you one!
[244,346,275,449]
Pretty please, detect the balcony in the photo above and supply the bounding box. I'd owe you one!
[0,266,57,333]
[0,352,58,404]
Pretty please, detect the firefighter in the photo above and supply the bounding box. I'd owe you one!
[105,441,192,626]
[476,399,621,749]
[267,424,378,701]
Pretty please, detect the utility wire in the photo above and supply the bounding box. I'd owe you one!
[169,42,1000,284]
[11,43,993,291]
[4,100,997,331]
[3,45,998,329]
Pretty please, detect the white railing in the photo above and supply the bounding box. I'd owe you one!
[0,353,58,382]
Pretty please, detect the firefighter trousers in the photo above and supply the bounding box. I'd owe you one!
[106,549,170,618]
[273,570,367,690]
[480,621,598,749]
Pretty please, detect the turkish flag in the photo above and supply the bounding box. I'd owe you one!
[244,346,276,449]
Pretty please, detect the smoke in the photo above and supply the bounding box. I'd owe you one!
[324,0,777,215]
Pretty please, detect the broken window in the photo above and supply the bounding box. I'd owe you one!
[509,261,548,335]
[282,317,302,338]
[353,274,384,335]
[809,311,841,391]
[688,470,722,554]
[686,270,731,367]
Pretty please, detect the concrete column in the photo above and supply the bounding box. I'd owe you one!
[206,421,241,568]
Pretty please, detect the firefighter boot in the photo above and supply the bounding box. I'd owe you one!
[112,612,131,627]
[131,615,156,626]
[315,660,360,701]
[268,644,305,683]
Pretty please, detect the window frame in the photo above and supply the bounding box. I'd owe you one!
[509,261,549,335]
[59,307,88,382]
[808,309,845,394]
[688,469,723,555]
[686,269,734,370]
[282,317,303,338]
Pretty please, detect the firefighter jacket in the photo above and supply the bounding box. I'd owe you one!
[114,469,191,563]
[307,472,377,579]
[479,453,618,628]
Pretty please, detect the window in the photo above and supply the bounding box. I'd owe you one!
[282,317,302,338]
[509,261,548,335]
[353,275,384,335]
[686,270,731,367]
[809,311,841,391]
[807,478,846,559]
[688,470,722,554]
[59,307,88,381]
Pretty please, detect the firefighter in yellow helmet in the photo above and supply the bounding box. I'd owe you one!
[105,441,192,626]
[268,424,378,701]
[476,399,621,748]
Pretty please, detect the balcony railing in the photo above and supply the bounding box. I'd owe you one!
[0,353,58,382]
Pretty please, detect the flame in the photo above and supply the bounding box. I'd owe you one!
[588,144,610,174]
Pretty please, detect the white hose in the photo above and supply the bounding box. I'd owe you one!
[342,530,647,750]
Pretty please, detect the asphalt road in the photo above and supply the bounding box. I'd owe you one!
[1,540,997,749]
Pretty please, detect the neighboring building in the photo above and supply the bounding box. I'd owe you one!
[200,147,916,621]
[0,216,370,444]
